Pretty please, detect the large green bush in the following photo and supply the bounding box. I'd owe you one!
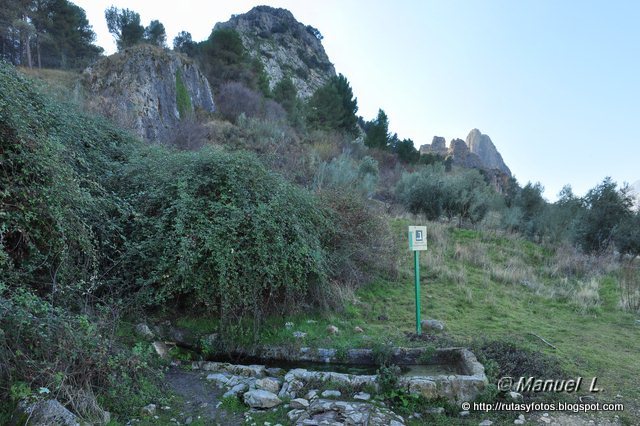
[396,165,496,225]
[119,146,332,330]
[0,62,136,302]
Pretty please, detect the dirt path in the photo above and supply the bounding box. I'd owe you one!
[164,367,243,425]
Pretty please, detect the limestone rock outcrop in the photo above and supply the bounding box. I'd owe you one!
[215,6,335,98]
[419,136,448,157]
[82,44,215,142]
[450,138,483,169]
[466,128,511,176]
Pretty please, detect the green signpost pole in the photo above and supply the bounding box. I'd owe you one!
[409,226,426,335]
[414,250,421,335]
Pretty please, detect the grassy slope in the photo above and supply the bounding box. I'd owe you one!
[360,219,639,422]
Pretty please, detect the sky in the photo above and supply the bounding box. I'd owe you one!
[72,0,640,200]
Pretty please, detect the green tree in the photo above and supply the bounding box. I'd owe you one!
[396,164,447,220]
[0,1,101,69]
[393,137,420,163]
[105,6,144,50]
[364,109,390,149]
[614,212,640,259]
[307,74,358,134]
[273,77,298,114]
[197,28,270,94]
[543,184,584,243]
[144,19,166,47]
[173,30,195,55]
[33,0,102,69]
[575,177,633,253]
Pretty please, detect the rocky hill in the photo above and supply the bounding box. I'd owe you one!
[82,44,215,142]
[420,129,512,177]
[214,6,335,98]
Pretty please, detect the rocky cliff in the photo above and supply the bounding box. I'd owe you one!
[466,128,511,176]
[214,6,335,98]
[420,129,512,177]
[82,44,215,142]
[449,138,484,169]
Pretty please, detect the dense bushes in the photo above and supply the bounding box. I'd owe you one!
[0,62,135,303]
[216,81,286,123]
[2,62,401,416]
[118,146,332,330]
[0,285,162,420]
[196,28,270,95]
[396,165,496,225]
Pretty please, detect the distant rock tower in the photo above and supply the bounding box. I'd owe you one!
[465,129,511,176]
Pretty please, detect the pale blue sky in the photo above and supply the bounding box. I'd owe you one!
[73,1,640,200]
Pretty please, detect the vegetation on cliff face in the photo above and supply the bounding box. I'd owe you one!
[174,69,193,119]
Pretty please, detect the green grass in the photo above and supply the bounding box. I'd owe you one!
[219,395,246,414]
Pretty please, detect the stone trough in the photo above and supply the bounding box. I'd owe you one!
[195,346,487,403]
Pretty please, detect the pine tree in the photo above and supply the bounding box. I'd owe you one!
[105,6,144,51]
[307,74,358,134]
[364,109,390,149]
[144,20,166,47]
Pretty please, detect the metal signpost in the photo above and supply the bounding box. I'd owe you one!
[408,226,427,334]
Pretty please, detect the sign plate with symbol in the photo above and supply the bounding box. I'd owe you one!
[408,226,427,251]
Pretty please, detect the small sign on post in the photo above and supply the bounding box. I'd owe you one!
[408,226,427,335]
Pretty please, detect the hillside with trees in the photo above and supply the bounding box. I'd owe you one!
[1,4,639,425]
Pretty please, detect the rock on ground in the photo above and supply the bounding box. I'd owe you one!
[11,400,79,426]
[243,389,283,409]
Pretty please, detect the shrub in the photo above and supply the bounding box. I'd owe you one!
[0,286,162,419]
[319,190,397,291]
[119,146,331,333]
[0,62,136,304]
[477,340,565,391]
[313,153,377,197]
[396,165,495,225]
[376,364,401,394]
[216,82,285,123]
[619,265,640,313]
[396,164,447,220]
[175,69,193,119]
[162,116,208,150]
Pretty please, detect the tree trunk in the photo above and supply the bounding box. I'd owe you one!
[25,35,32,68]
[36,34,41,68]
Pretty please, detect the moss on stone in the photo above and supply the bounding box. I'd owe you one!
[175,68,193,119]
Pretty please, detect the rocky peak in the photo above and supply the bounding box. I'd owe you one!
[419,136,448,156]
[449,138,483,169]
[82,44,215,142]
[466,128,511,176]
[215,6,335,98]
